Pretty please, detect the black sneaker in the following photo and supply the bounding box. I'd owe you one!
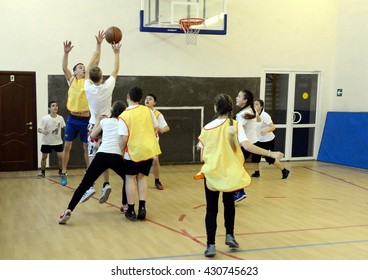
[137,208,146,220]
[125,210,136,221]
[282,169,290,179]
[251,172,260,178]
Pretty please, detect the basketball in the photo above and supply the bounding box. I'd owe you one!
[105,26,123,44]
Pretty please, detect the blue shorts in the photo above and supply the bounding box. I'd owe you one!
[64,114,89,143]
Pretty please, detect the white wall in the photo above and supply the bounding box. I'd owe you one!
[332,0,368,111]
[1,0,363,163]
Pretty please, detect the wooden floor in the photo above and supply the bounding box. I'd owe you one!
[1,160,368,260]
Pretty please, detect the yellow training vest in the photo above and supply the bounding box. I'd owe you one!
[66,78,89,113]
[153,109,161,119]
[194,119,251,192]
[119,105,161,162]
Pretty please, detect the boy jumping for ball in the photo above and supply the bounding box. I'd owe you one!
[79,33,122,204]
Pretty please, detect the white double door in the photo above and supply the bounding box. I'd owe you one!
[260,71,320,160]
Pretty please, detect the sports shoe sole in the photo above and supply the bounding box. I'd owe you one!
[79,190,96,203]
[225,240,239,248]
[155,183,164,190]
[137,209,146,220]
[225,234,240,248]
[58,213,71,224]
[282,170,290,179]
[125,212,137,221]
[234,195,247,203]
[204,245,216,257]
[99,188,112,204]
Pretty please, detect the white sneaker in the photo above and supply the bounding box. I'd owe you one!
[58,210,71,224]
[79,187,96,203]
[99,184,112,204]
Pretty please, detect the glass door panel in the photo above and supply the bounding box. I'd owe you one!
[265,74,289,125]
[292,127,315,157]
[264,73,289,154]
[294,74,318,125]
[274,128,286,152]
[292,74,318,159]
[263,71,320,160]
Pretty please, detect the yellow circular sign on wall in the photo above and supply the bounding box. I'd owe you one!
[302,92,309,100]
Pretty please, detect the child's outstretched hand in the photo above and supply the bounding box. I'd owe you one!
[95,30,105,44]
[112,42,122,54]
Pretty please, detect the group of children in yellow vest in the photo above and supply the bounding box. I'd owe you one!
[53,30,169,224]
[49,30,287,258]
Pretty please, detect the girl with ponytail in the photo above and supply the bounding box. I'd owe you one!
[195,94,284,257]
[233,89,258,203]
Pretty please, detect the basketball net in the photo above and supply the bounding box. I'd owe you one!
[179,18,204,45]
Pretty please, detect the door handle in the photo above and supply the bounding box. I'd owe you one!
[292,112,302,124]
[26,122,33,126]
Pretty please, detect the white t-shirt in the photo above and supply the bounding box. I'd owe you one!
[198,119,248,148]
[152,108,168,141]
[97,118,121,155]
[38,114,66,145]
[84,76,115,124]
[155,110,168,129]
[235,106,258,144]
[256,111,275,142]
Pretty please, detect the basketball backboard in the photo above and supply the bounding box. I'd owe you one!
[140,0,227,35]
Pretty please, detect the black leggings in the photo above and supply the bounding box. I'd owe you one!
[67,152,125,211]
[204,180,235,245]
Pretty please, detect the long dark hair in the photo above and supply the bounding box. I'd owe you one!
[110,100,126,118]
[214,94,237,152]
[236,89,256,119]
[256,99,265,115]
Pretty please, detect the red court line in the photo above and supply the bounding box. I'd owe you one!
[304,166,368,191]
[193,204,205,209]
[312,197,338,201]
[50,177,242,259]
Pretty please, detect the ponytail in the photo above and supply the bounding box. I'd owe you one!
[214,94,237,152]
[228,112,237,152]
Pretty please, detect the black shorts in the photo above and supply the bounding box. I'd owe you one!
[252,140,276,164]
[40,144,64,154]
[125,158,153,176]
[241,146,252,160]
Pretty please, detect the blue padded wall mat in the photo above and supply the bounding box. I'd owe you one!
[318,112,368,169]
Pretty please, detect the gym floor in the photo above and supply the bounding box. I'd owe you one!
[1,160,368,260]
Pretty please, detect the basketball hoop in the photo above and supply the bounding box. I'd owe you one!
[179,18,204,45]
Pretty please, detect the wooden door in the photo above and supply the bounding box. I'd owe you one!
[0,71,37,171]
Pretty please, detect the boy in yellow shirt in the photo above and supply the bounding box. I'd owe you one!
[118,87,161,221]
